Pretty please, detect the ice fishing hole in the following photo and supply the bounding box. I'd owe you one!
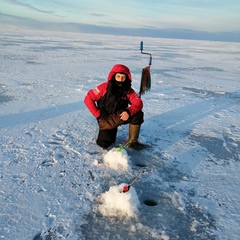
[135,163,147,167]
[143,199,158,206]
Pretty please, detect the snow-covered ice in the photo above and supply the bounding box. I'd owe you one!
[0,29,239,240]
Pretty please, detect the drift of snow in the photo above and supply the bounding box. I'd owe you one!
[100,149,140,218]
[103,148,131,172]
[98,183,140,218]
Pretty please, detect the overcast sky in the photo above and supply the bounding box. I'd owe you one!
[1,0,240,42]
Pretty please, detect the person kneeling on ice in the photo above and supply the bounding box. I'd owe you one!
[84,64,145,149]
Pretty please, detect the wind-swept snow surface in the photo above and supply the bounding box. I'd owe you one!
[0,29,239,240]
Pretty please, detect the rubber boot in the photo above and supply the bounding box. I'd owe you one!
[126,124,145,150]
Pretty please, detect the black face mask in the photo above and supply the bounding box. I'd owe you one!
[113,78,131,94]
[114,80,123,88]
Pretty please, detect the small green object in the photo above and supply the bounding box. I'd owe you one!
[118,142,128,152]
[118,146,123,152]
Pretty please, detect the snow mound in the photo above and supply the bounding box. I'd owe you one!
[98,183,140,218]
[103,148,131,171]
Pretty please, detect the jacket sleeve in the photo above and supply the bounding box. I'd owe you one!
[84,83,107,118]
[127,89,143,115]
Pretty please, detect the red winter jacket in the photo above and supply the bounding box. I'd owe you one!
[84,64,143,118]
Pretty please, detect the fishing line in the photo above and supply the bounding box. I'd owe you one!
[0,160,45,206]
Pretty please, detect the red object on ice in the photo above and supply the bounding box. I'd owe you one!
[123,185,130,193]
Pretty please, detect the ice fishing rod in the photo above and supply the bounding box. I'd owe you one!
[117,142,128,152]
[122,169,154,193]
[140,41,152,66]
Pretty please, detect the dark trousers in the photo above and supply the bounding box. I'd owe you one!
[96,110,144,149]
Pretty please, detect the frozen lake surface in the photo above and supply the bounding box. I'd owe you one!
[0,29,239,240]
